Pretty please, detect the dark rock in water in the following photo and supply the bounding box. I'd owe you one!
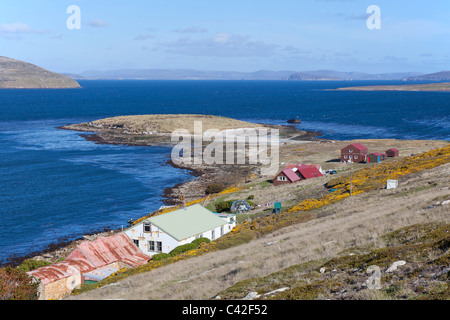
[287,118,301,124]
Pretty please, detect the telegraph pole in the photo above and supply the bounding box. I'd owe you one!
[349,158,353,197]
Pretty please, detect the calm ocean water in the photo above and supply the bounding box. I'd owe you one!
[0,80,449,265]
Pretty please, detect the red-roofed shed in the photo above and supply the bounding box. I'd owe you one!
[386,148,399,157]
[368,152,382,163]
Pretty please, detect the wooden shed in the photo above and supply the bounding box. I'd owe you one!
[368,152,382,163]
[386,148,399,157]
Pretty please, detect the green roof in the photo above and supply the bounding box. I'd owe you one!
[147,204,226,241]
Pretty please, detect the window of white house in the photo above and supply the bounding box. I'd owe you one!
[221,226,224,236]
[211,229,215,240]
[148,241,155,252]
[143,221,151,233]
[157,241,162,252]
[133,239,139,247]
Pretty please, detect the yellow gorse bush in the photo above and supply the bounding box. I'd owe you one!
[289,144,450,213]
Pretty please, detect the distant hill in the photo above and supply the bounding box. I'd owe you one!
[403,71,450,81]
[0,57,80,89]
[286,70,424,81]
[75,69,297,80]
[63,68,425,81]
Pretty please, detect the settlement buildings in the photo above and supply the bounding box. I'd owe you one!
[124,204,235,255]
[273,163,323,186]
[27,204,235,300]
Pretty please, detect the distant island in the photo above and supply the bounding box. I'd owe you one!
[63,68,425,81]
[0,56,80,89]
[285,70,424,81]
[335,82,450,92]
[403,71,450,81]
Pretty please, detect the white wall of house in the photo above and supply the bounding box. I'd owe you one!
[124,217,236,256]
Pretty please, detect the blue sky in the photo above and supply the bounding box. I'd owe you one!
[0,0,449,74]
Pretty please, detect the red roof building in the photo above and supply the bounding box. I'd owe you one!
[297,166,323,179]
[368,152,382,163]
[386,148,399,157]
[273,164,323,186]
[341,143,368,163]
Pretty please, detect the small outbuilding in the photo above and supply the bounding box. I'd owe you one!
[386,180,398,189]
[386,148,399,157]
[368,152,382,163]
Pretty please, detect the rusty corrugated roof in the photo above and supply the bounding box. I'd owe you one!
[26,259,94,285]
[28,233,150,284]
[67,233,150,268]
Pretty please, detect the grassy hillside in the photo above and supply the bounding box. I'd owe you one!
[66,144,449,300]
[0,56,80,89]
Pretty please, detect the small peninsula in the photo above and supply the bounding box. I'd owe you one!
[60,114,320,147]
[60,114,322,204]
[0,56,80,89]
[335,82,450,92]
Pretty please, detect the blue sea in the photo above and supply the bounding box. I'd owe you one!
[0,80,449,265]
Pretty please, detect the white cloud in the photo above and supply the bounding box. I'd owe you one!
[171,26,208,34]
[0,22,50,39]
[88,19,109,27]
[135,33,154,41]
[164,33,278,57]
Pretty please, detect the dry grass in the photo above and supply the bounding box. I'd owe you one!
[68,162,450,300]
[72,114,262,135]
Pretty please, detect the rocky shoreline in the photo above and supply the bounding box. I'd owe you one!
[3,120,323,267]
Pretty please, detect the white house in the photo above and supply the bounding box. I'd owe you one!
[124,204,236,256]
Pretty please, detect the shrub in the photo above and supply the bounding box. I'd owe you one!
[247,195,254,200]
[0,267,38,300]
[191,237,210,246]
[17,259,52,272]
[169,243,198,256]
[151,253,171,261]
[205,184,225,195]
